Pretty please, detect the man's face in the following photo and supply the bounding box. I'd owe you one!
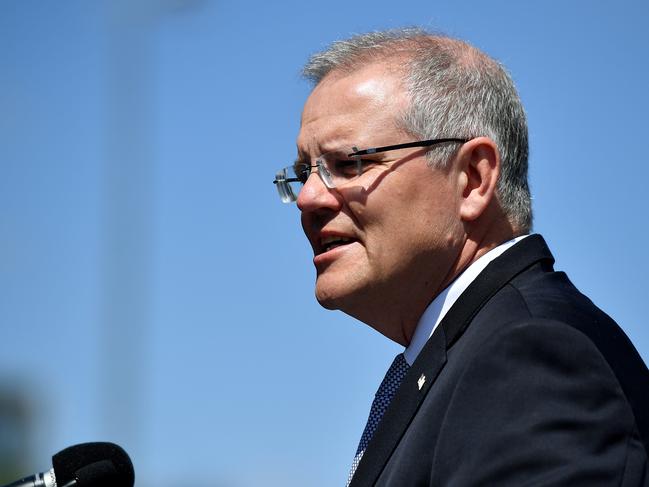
[296,62,465,343]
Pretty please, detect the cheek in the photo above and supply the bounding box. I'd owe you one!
[378,197,460,258]
[346,169,460,254]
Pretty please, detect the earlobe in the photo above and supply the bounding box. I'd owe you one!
[458,137,500,222]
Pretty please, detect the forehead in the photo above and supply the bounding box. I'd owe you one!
[298,63,410,154]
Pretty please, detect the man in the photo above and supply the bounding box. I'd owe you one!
[273,29,649,486]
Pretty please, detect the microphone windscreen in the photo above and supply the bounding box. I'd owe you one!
[75,460,119,487]
[52,442,134,487]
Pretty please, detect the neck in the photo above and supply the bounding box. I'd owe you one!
[376,219,517,346]
[442,217,518,296]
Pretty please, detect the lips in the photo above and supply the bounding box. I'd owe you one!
[320,235,355,253]
[320,235,352,252]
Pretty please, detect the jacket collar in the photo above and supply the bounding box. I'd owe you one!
[350,234,555,486]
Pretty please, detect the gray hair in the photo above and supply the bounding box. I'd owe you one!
[302,28,532,232]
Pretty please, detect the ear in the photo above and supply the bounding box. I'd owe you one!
[456,137,500,222]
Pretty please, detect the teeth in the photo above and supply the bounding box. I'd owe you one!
[322,236,352,246]
[321,236,353,252]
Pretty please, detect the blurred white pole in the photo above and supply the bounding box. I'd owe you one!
[102,0,204,468]
[102,0,156,454]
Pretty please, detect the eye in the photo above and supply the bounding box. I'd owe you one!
[333,158,359,174]
[293,163,310,183]
[332,157,377,176]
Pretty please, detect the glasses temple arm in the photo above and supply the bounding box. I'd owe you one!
[349,138,468,156]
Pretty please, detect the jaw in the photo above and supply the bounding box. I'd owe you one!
[313,237,466,346]
[313,262,426,346]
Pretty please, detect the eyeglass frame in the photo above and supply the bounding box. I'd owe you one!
[273,138,469,203]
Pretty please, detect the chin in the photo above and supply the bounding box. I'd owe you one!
[315,286,344,310]
[314,275,357,311]
[314,261,374,309]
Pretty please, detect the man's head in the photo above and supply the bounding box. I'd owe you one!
[288,29,531,344]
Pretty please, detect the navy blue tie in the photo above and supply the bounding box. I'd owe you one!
[347,353,410,485]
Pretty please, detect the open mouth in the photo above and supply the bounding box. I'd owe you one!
[320,235,355,253]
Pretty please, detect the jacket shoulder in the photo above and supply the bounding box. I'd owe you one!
[434,317,648,486]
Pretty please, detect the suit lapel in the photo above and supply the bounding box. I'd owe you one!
[441,234,554,349]
[349,235,555,486]
[350,326,448,487]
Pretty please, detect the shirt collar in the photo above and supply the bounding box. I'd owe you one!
[403,235,529,365]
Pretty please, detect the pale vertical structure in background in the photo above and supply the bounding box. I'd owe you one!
[102,0,204,466]
[103,0,156,456]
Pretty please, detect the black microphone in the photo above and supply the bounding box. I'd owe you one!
[2,442,134,487]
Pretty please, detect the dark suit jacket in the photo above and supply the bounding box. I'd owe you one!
[350,235,649,486]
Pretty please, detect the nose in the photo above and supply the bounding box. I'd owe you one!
[296,171,342,213]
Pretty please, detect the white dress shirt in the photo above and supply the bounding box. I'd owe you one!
[403,235,528,366]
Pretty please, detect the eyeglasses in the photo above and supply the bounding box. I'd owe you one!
[273,138,468,203]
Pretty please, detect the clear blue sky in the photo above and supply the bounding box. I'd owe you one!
[1,1,647,485]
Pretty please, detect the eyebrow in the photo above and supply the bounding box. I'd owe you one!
[296,137,355,161]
